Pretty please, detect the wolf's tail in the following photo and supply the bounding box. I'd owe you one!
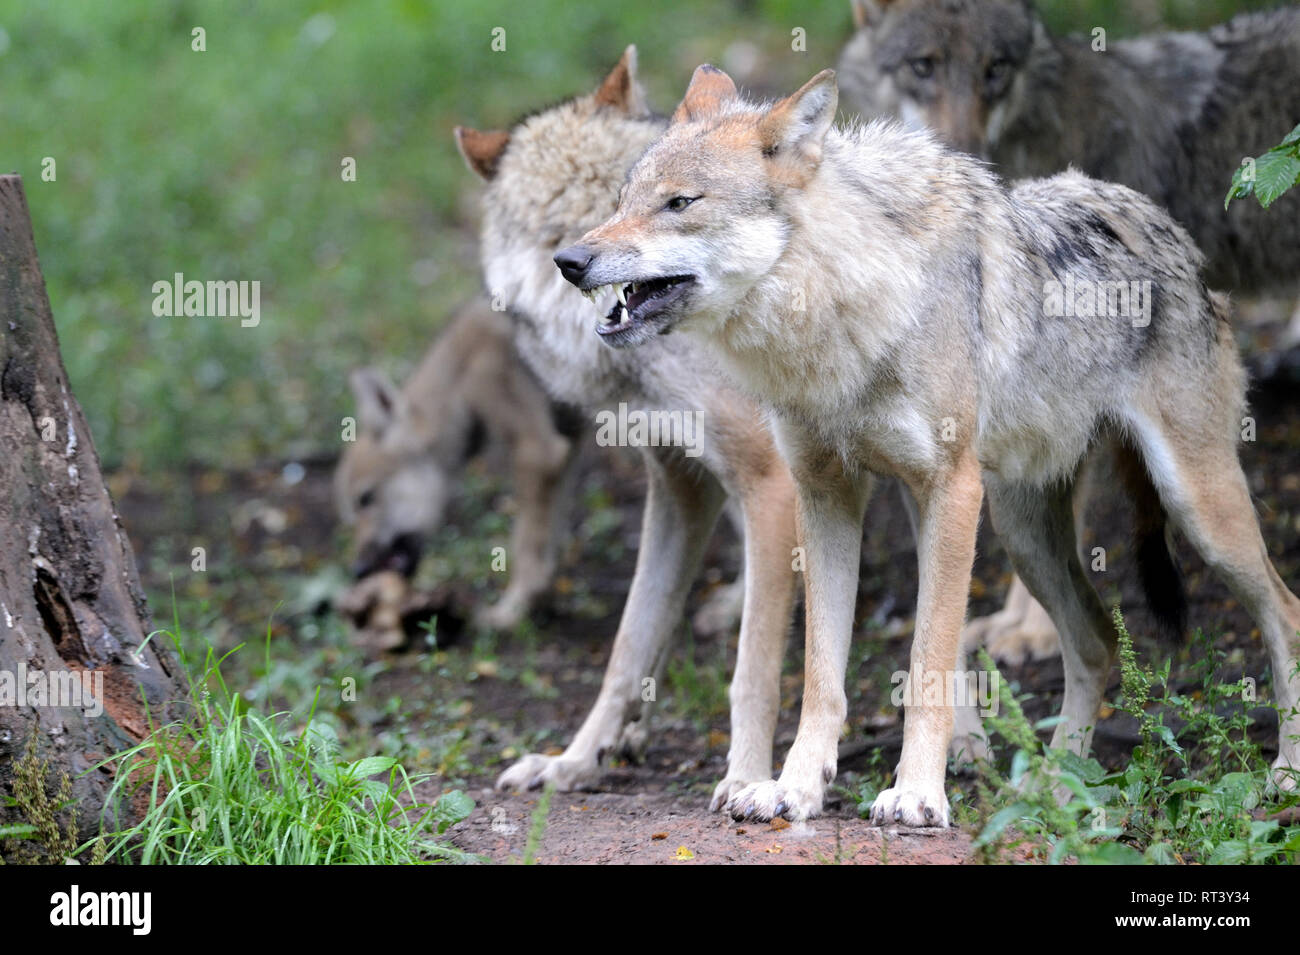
[1115,440,1188,641]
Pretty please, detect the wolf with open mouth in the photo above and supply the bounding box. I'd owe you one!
[558,64,1300,825]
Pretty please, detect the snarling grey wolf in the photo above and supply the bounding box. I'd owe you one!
[336,300,579,631]
[839,0,1300,662]
[455,49,802,807]
[557,64,1300,825]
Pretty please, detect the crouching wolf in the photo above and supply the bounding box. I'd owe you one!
[557,65,1300,825]
[456,49,800,807]
[336,301,580,631]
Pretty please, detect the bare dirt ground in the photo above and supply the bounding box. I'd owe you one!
[452,789,975,864]
[113,310,1300,864]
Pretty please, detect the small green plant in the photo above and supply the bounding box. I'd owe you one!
[972,610,1300,864]
[1225,123,1300,209]
[0,732,105,864]
[521,783,555,865]
[843,747,891,818]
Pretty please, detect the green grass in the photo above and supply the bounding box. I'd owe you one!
[1,0,1273,471]
[91,616,476,864]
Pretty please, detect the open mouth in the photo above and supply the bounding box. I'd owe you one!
[352,532,424,580]
[582,275,696,339]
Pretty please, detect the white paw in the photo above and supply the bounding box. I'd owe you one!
[1269,757,1299,793]
[869,784,950,828]
[495,752,599,792]
[948,729,990,765]
[615,720,649,762]
[709,775,769,813]
[692,580,744,636]
[725,778,824,822]
[985,621,1059,666]
[474,596,528,631]
[962,579,1060,666]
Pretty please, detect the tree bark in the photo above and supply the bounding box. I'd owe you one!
[0,174,183,843]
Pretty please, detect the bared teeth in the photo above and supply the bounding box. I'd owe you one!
[616,284,627,306]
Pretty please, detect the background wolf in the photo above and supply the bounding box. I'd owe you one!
[839,0,1300,293]
[840,0,1300,660]
[559,64,1300,824]
[456,49,801,809]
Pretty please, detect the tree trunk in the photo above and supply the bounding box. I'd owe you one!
[0,174,183,846]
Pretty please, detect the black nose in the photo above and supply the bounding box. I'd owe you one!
[554,245,594,286]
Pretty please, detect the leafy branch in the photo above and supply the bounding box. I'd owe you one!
[1225,123,1300,210]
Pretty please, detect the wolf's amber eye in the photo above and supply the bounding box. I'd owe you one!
[665,196,697,212]
[908,57,935,79]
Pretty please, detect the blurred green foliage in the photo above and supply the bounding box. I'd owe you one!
[0,0,1278,469]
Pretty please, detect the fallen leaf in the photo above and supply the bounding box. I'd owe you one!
[674,845,695,861]
[651,832,668,841]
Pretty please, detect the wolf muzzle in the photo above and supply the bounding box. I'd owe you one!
[554,245,595,286]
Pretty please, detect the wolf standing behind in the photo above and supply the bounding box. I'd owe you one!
[557,65,1300,825]
[838,0,1300,293]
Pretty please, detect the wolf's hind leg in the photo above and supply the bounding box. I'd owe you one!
[985,477,1115,757]
[1133,415,1300,789]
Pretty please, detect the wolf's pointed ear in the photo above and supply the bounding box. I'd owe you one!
[594,45,650,117]
[350,368,403,434]
[454,126,511,181]
[759,70,838,170]
[672,64,738,124]
[850,0,893,29]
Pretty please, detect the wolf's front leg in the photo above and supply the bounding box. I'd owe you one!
[870,452,983,827]
[727,461,871,822]
[710,469,798,810]
[496,448,723,793]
